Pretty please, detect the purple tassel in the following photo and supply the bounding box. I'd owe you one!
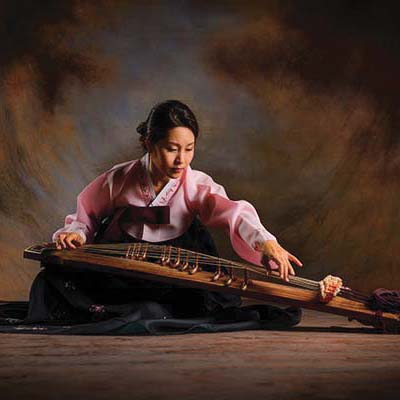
[369,288,400,313]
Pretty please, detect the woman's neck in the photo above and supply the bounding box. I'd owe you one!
[148,159,170,194]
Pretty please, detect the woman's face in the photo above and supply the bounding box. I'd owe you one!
[147,127,196,181]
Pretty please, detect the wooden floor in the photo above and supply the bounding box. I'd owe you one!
[0,306,399,400]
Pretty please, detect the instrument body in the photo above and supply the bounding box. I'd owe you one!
[24,243,400,333]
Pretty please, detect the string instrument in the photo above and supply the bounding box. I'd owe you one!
[24,242,400,333]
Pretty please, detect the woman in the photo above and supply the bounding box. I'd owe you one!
[55,100,302,281]
[0,100,303,335]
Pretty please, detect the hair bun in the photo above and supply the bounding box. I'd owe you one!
[136,121,147,136]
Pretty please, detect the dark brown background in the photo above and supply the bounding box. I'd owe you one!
[1,0,399,300]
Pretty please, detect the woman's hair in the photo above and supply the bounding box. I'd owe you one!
[136,100,199,151]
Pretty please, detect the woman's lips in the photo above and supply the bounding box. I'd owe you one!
[172,168,183,172]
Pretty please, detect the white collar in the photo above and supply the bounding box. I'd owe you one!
[140,152,180,206]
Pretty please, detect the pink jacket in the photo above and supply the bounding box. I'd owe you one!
[53,153,277,266]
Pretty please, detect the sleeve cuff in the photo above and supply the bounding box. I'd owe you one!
[253,228,277,251]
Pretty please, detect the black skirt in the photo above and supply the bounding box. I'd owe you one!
[0,218,301,335]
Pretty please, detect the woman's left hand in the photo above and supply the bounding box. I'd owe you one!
[260,240,303,282]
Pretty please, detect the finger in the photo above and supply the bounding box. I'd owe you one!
[271,257,282,276]
[77,234,85,244]
[68,236,78,249]
[59,236,67,249]
[276,259,285,280]
[73,239,83,247]
[284,261,290,282]
[278,262,284,280]
[288,253,303,267]
[65,236,76,249]
[71,234,83,247]
[281,259,290,282]
[261,255,273,276]
[280,265,288,281]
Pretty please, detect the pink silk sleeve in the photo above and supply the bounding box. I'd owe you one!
[52,172,113,244]
[187,171,277,266]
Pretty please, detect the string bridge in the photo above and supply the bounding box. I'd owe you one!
[125,243,148,261]
[241,269,249,290]
[124,244,250,291]
[178,256,190,271]
[189,253,200,275]
[169,247,181,268]
[211,263,249,291]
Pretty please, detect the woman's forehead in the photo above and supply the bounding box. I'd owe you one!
[164,127,195,145]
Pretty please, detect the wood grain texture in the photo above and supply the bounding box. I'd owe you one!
[0,308,399,400]
[24,244,400,332]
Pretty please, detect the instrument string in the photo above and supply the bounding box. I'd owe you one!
[78,245,320,290]
[79,243,369,304]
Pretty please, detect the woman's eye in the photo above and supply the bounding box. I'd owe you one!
[166,148,178,152]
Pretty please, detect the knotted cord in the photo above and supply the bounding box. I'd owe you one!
[369,289,400,313]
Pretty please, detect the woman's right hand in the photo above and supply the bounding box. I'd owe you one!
[55,232,85,250]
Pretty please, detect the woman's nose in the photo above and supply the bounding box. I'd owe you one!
[175,152,184,164]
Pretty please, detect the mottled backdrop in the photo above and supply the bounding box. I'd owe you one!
[1,0,399,300]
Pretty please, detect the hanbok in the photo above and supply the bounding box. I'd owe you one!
[0,154,301,335]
